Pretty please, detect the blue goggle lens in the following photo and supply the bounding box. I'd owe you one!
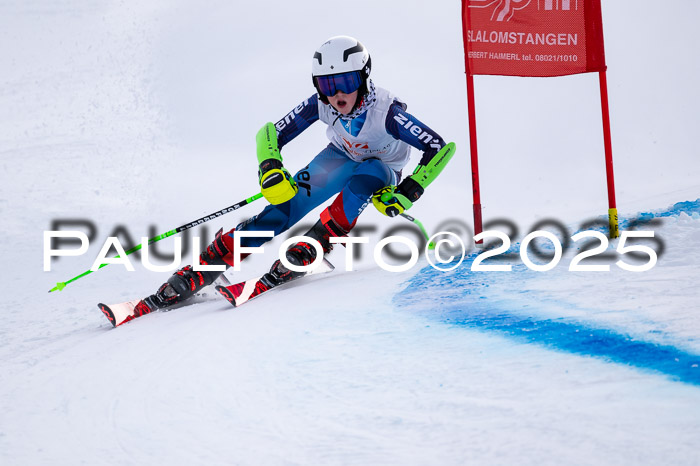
[315,71,362,97]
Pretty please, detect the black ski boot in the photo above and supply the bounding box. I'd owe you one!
[149,230,233,308]
[267,208,348,286]
[265,237,322,287]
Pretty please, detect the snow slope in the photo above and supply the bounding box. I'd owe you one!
[2,1,700,465]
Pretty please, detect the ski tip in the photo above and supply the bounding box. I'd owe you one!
[97,303,117,328]
[215,285,238,307]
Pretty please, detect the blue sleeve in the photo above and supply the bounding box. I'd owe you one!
[274,94,320,150]
[385,100,446,166]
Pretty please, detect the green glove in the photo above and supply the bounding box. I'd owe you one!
[372,142,456,217]
[256,122,297,205]
[372,186,413,217]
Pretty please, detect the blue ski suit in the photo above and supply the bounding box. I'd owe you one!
[228,84,446,252]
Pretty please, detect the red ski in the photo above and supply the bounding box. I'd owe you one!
[216,258,335,307]
[98,299,154,327]
[97,276,230,328]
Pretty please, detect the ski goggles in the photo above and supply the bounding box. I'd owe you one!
[314,71,363,97]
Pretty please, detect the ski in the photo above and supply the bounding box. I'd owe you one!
[97,275,230,328]
[216,258,335,307]
[98,299,155,328]
[98,258,335,326]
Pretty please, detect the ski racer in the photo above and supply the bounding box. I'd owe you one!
[140,35,455,312]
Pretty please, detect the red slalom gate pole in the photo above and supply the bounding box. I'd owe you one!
[466,71,483,244]
[462,0,483,245]
[598,70,619,238]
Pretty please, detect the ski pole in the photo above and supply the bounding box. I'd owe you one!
[400,213,436,250]
[48,192,264,293]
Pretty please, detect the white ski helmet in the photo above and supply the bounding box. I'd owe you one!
[312,35,372,104]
